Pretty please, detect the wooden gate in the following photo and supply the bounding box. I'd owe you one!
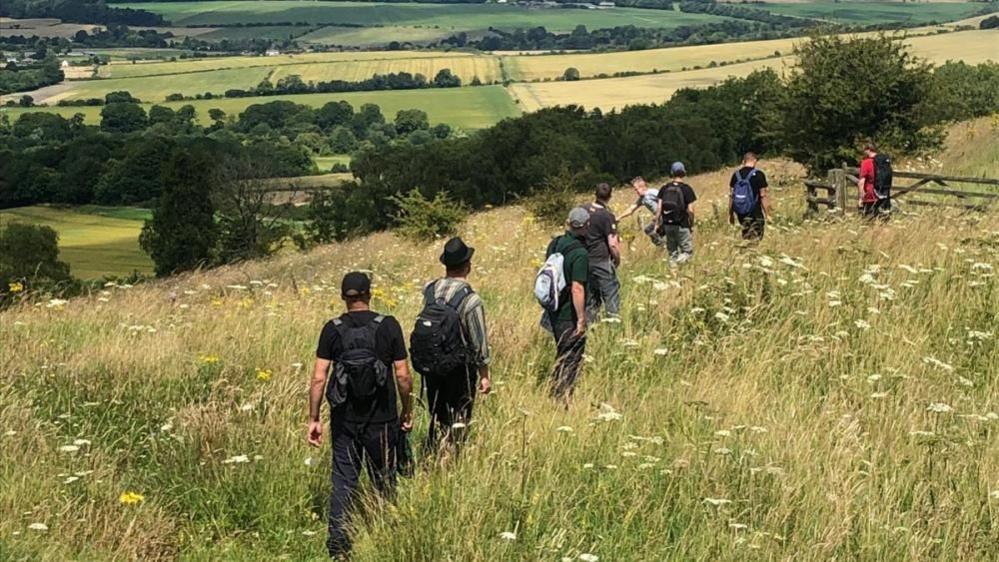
[804,165,999,214]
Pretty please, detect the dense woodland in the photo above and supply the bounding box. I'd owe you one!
[0,57,64,96]
[0,0,164,26]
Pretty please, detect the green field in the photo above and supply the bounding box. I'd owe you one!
[72,66,274,102]
[197,24,319,42]
[121,1,735,31]
[0,206,152,279]
[2,85,522,130]
[751,1,993,24]
[313,154,352,172]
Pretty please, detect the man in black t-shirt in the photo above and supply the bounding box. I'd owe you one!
[655,161,697,265]
[308,272,413,558]
[583,182,621,322]
[728,152,771,241]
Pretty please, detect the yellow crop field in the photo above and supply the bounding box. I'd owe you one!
[504,38,797,81]
[509,29,998,111]
[509,58,787,112]
[270,55,502,84]
[96,50,471,79]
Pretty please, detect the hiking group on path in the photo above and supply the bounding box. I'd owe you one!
[307,150,891,558]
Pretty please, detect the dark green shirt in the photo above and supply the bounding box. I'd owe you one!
[547,233,589,323]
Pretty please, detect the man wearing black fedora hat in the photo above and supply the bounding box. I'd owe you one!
[410,236,492,451]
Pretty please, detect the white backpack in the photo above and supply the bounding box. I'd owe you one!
[534,237,583,311]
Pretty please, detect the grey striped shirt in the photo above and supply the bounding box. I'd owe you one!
[425,277,491,367]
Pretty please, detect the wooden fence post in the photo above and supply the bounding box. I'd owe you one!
[830,167,848,214]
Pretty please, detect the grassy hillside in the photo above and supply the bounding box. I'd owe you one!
[0,206,152,279]
[749,1,993,24]
[119,1,734,31]
[2,147,997,560]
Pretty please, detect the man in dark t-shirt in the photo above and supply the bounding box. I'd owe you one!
[545,207,590,404]
[583,182,621,322]
[655,161,697,265]
[307,272,413,558]
[729,152,771,241]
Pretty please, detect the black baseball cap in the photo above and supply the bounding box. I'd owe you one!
[341,271,371,297]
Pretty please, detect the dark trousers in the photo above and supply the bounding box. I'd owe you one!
[425,366,477,451]
[738,213,765,240]
[586,259,621,322]
[862,198,891,220]
[328,421,398,558]
[551,317,586,401]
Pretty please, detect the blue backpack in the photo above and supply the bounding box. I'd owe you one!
[731,168,759,217]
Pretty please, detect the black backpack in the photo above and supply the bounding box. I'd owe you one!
[325,315,389,406]
[873,153,892,200]
[659,182,686,226]
[410,281,472,378]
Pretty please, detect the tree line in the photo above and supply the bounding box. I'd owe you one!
[0,57,64,95]
[0,0,164,26]
[0,93,456,209]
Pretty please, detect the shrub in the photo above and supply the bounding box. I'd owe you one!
[390,189,468,242]
[523,169,579,226]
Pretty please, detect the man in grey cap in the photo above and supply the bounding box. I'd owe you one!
[543,207,590,403]
[655,161,697,265]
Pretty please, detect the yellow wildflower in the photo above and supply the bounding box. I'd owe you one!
[8,281,23,293]
[210,297,224,307]
[256,368,272,382]
[198,354,220,365]
[119,491,144,505]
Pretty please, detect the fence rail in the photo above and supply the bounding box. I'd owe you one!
[804,164,999,215]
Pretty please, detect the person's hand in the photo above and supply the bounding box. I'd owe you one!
[400,410,413,433]
[479,377,492,395]
[574,319,587,337]
[307,420,323,447]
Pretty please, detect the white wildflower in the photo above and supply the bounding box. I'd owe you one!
[579,554,599,562]
[28,523,48,532]
[714,447,732,455]
[63,476,79,484]
[304,457,315,467]
[858,273,876,285]
[499,531,517,541]
[653,348,669,356]
[870,392,888,399]
[854,319,870,330]
[729,523,748,531]
[714,430,731,437]
[72,439,90,447]
[222,454,250,464]
[927,403,953,414]
[704,498,731,506]
[958,377,973,387]
[600,316,621,324]
[556,426,574,433]
[714,311,730,322]
[58,445,79,453]
[922,356,954,372]
[990,490,999,500]
[909,430,935,437]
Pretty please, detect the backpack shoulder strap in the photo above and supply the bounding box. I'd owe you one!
[747,168,758,179]
[423,280,438,305]
[362,314,384,344]
[545,236,559,257]
[446,285,473,310]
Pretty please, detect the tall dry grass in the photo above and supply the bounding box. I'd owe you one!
[1,157,996,561]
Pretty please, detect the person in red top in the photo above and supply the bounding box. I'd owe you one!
[857,142,888,218]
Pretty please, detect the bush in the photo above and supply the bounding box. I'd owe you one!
[523,169,579,226]
[0,221,72,306]
[390,189,468,242]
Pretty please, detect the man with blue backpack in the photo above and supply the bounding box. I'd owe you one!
[307,271,413,558]
[410,237,492,452]
[729,152,772,241]
[535,207,590,404]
